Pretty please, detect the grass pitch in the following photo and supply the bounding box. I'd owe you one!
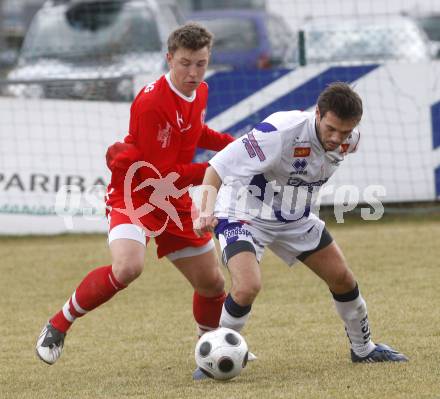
[1,214,439,399]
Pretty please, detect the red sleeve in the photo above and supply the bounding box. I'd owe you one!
[106,141,209,188]
[133,109,209,187]
[154,162,209,187]
[197,124,235,151]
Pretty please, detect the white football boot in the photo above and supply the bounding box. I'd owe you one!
[36,322,66,365]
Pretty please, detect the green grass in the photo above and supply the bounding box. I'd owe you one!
[1,216,439,398]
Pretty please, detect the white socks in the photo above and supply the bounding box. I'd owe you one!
[333,291,376,357]
[219,294,252,332]
[219,304,251,332]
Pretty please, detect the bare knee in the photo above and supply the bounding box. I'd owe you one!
[227,251,261,305]
[195,267,225,296]
[112,257,144,285]
[329,267,356,294]
[110,240,145,285]
[232,279,262,306]
[208,269,225,294]
[173,251,225,297]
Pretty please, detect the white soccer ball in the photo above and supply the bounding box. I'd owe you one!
[194,327,249,380]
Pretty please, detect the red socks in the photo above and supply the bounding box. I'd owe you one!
[50,266,225,337]
[193,291,226,336]
[50,265,126,333]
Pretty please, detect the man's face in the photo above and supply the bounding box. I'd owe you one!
[315,108,359,151]
[166,46,210,97]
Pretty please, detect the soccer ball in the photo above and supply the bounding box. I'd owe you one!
[194,327,249,380]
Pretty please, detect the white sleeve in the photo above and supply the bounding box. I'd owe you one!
[209,128,282,181]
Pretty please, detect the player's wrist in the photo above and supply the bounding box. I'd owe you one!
[199,212,214,219]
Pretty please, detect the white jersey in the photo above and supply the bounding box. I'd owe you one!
[209,110,360,227]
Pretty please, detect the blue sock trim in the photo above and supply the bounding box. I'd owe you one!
[224,293,252,318]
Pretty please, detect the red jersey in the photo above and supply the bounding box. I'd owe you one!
[108,73,234,237]
[126,73,232,178]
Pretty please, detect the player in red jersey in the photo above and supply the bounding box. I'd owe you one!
[36,23,234,371]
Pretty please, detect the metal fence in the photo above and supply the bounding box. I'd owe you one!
[1,0,440,99]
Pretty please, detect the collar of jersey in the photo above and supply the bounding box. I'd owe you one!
[165,72,197,102]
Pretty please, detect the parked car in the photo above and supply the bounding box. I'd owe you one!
[1,0,46,41]
[187,9,296,69]
[0,0,46,74]
[299,15,432,65]
[0,37,20,76]
[4,0,182,101]
[413,13,440,58]
[179,0,265,12]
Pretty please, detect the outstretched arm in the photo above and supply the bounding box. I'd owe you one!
[106,141,209,188]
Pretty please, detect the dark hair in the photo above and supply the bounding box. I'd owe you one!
[167,22,213,54]
[317,82,363,122]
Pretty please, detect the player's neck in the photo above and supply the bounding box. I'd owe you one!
[165,72,196,102]
[314,120,326,151]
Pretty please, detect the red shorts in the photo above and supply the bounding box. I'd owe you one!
[106,189,211,258]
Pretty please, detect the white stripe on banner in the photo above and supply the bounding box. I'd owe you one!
[206,65,329,131]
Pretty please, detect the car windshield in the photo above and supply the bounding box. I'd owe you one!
[417,16,440,41]
[305,21,430,63]
[196,17,258,51]
[21,1,161,61]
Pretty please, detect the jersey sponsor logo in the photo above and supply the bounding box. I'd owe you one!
[176,111,192,133]
[246,132,266,161]
[222,225,253,245]
[157,121,172,148]
[340,143,350,154]
[293,147,311,157]
[292,159,308,175]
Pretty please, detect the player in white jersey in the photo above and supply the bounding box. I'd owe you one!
[194,83,408,364]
